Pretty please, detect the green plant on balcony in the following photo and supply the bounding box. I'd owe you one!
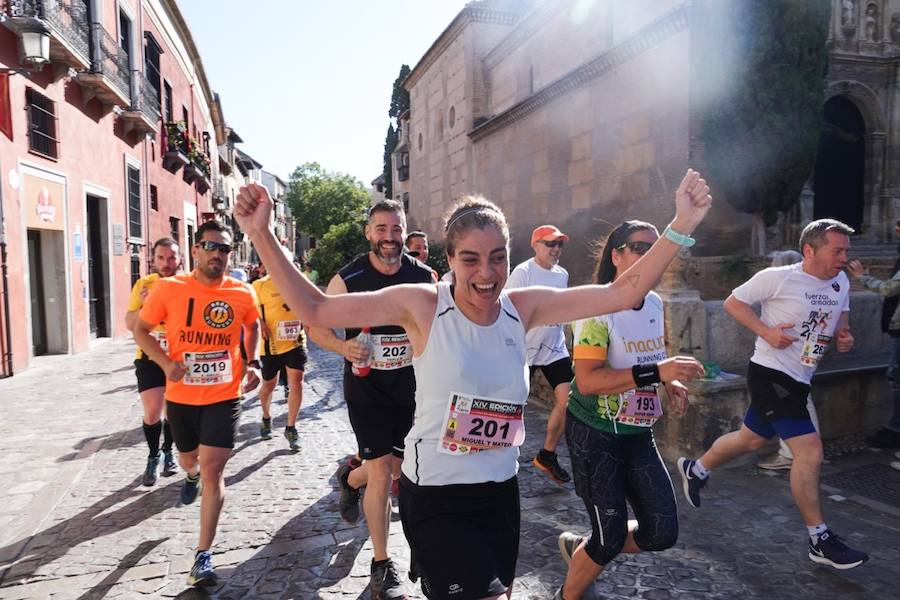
[165,121,187,153]
[188,146,211,179]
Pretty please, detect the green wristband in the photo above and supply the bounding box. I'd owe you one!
[664,226,696,247]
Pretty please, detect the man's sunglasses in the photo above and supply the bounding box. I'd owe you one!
[540,240,565,248]
[615,241,653,255]
[196,240,233,254]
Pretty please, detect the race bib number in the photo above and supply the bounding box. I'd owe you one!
[437,392,526,455]
[151,330,168,352]
[616,386,662,427]
[276,320,301,342]
[800,332,830,367]
[183,350,233,386]
[371,334,412,370]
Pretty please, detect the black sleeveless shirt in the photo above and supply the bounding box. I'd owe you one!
[339,252,434,405]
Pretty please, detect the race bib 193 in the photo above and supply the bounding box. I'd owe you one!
[615,386,662,427]
[370,334,412,370]
[437,392,526,455]
[276,320,301,342]
[183,350,232,386]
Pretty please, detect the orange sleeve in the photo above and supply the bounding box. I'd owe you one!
[573,345,607,361]
[139,279,168,326]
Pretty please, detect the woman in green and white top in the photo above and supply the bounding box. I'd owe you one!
[556,220,706,600]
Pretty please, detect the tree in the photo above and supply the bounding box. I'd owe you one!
[382,64,411,201]
[284,162,370,240]
[389,64,411,121]
[309,221,370,283]
[696,0,831,255]
[382,124,397,199]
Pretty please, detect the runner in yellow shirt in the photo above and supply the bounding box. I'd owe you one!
[253,265,307,451]
[125,237,180,486]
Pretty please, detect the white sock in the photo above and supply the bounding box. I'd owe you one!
[808,523,828,543]
[691,459,710,479]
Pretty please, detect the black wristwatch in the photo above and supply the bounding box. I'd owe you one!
[247,359,262,370]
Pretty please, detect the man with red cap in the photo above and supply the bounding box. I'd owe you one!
[506,224,573,484]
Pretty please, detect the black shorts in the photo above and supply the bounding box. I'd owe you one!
[745,361,816,440]
[261,345,308,381]
[399,475,519,600]
[530,356,573,389]
[347,400,414,460]
[134,358,166,392]
[746,361,812,422]
[166,399,241,452]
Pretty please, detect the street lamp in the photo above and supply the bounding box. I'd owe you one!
[1,19,51,75]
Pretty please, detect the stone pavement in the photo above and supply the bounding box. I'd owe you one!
[0,339,898,600]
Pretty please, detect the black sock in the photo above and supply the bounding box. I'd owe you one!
[143,421,162,458]
[372,558,389,568]
[539,449,556,460]
[161,419,173,453]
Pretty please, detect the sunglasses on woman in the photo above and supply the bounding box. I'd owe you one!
[615,241,653,255]
[196,240,234,254]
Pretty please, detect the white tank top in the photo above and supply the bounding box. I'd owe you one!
[402,282,529,486]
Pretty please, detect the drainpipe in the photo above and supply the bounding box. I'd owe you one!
[0,167,13,377]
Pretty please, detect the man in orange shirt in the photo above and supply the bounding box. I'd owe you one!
[134,220,261,588]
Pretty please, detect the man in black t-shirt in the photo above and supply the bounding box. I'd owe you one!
[308,200,433,600]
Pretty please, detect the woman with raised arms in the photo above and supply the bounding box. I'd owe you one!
[234,169,712,600]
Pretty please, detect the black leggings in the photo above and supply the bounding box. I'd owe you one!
[565,412,678,565]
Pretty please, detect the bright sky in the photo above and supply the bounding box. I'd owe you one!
[179,0,470,186]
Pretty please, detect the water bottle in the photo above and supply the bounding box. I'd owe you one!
[351,327,372,377]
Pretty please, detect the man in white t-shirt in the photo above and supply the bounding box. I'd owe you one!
[677,219,868,570]
[506,225,573,483]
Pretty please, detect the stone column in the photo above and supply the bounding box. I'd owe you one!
[657,249,708,362]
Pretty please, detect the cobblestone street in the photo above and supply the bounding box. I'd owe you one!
[0,339,898,599]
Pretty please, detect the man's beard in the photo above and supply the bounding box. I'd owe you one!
[372,240,401,265]
[199,259,225,279]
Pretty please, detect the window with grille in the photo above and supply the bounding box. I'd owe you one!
[127,165,142,239]
[149,184,158,211]
[26,89,58,159]
[169,217,180,244]
[144,33,162,107]
[163,81,172,122]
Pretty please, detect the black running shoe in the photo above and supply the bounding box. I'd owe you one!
[336,464,360,523]
[809,529,869,570]
[370,558,408,600]
[187,550,219,587]
[142,453,159,487]
[260,417,272,440]
[676,457,708,508]
[181,473,201,505]
[284,426,300,452]
[533,450,571,484]
[161,450,177,477]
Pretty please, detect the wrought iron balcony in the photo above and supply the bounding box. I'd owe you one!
[77,22,129,106]
[120,72,160,137]
[1,0,91,70]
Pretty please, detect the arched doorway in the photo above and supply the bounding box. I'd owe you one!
[813,96,865,231]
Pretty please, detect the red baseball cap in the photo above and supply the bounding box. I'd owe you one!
[531,225,569,245]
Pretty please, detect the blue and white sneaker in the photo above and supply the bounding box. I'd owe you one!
[809,529,869,570]
[187,550,219,587]
[676,457,708,508]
